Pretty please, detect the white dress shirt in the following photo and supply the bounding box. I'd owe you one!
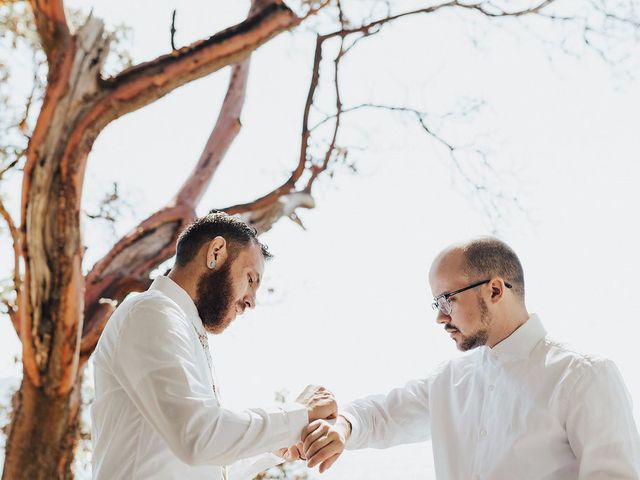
[342,314,640,479]
[91,275,308,480]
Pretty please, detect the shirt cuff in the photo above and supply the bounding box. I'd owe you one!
[340,410,362,450]
[264,402,308,446]
[228,453,283,480]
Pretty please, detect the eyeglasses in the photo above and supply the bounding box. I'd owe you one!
[431,279,512,316]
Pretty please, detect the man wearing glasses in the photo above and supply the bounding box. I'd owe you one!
[298,237,640,478]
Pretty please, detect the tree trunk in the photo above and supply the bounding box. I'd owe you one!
[2,372,82,480]
[2,2,309,478]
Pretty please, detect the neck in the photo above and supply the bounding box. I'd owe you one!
[167,267,197,302]
[487,307,530,348]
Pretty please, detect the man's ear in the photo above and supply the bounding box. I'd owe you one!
[489,278,505,303]
[205,236,229,270]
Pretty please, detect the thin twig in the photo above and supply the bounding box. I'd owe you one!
[321,0,559,42]
[305,2,346,192]
[224,32,325,215]
[0,196,21,330]
[170,10,177,51]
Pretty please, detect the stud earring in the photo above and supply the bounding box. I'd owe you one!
[209,259,216,269]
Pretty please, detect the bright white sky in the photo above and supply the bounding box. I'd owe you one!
[1,1,640,478]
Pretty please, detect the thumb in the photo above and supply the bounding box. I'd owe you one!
[286,444,302,461]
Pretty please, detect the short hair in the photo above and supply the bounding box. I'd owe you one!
[175,211,272,267]
[461,237,525,298]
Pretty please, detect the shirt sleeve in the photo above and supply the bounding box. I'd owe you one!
[566,358,640,479]
[227,453,283,480]
[112,301,308,467]
[342,378,431,450]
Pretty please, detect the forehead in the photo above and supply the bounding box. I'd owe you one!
[428,249,468,295]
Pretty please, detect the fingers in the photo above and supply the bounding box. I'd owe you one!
[302,422,329,456]
[301,419,323,443]
[301,420,346,473]
[307,437,343,470]
[286,444,301,461]
[295,441,306,461]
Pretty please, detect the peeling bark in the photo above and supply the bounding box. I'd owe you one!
[5,2,310,478]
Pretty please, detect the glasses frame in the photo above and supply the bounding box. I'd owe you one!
[431,279,513,316]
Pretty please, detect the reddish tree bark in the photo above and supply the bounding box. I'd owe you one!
[2,1,315,478]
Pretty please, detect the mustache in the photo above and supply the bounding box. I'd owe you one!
[445,324,460,333]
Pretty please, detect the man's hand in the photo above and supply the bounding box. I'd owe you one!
[300,416,351,473]
[295,385,337,422]
[273,444,302,462]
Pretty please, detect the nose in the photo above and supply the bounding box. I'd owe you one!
[435,310,449,325]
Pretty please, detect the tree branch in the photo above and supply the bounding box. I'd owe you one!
[321,0,559,42]
[80,204,193,363]
[223,32,325,215]
[173,61,251,207]
[170,9,177,51]
[28,0,70,64]
[92,2,301,128]
[304,1,351,193]
[0,196,21,334]
[80,4,260,361]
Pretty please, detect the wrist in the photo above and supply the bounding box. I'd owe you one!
[335,414,352,440]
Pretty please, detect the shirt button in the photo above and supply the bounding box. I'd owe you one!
[480,429,487,438]
[488,384,495,392]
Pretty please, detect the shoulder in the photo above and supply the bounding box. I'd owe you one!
[542,337,609,371]
[104,289,192,345]
[540,338,621,391]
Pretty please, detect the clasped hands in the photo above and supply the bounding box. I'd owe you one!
[275,385,350,474]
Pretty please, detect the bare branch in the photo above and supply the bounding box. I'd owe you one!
[81,2,264,357]
[95,2,301,127]
[16,49,43,136]
[0,196,21,333]
[224,0,563,215]
[0,158,21,179]
[305,8,346,192]
[170,10,177,51]
[238,191,316,235]
[81,205,192,362]
[321,0,560,42]
[27,0,70,64]
[223,32,325,215]
[173,60,251,207]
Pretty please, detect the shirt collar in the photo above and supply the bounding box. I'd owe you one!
[489,313,546,360]
[150,275,206,334]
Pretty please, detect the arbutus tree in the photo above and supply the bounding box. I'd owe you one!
[0,0,637,478]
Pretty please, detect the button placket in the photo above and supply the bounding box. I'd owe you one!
[475,361,500,480]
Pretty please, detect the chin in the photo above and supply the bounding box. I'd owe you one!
[211,315,236,335]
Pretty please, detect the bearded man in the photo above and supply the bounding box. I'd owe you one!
[300,237,640,479]
[91,212,336,479]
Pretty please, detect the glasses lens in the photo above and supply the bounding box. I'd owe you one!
[437,296,452,315]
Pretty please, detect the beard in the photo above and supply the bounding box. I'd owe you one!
[455,296,492,352]
[194,261,237,334]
